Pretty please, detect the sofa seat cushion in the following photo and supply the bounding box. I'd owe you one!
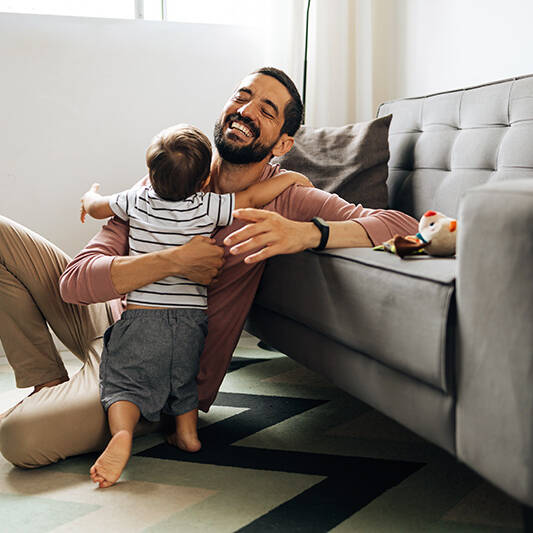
[253,248,456,393]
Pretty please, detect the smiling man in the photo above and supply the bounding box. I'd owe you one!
[0,67,418,467]
[214,72,295,165]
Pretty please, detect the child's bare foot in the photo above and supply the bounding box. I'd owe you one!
[165,431,202,452]
[90,430,132,488]
[165,409,201,452]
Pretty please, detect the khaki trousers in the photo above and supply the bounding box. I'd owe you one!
[0,215,156,468]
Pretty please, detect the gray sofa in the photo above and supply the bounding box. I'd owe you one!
[246,74,533,509]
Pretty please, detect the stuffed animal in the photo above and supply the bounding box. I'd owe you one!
[375,210,457,258]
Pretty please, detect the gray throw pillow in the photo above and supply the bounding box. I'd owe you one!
[272,114,392,208]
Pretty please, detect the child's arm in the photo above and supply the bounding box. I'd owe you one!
[234,172,313,209]
[80,183,114,223]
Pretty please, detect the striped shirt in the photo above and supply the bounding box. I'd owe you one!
[109,185,234,309]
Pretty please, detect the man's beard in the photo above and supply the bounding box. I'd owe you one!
[214,115,278,164]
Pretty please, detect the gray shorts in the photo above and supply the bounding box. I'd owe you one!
[99,308,207,422]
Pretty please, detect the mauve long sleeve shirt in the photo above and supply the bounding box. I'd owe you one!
[60,164,418,411]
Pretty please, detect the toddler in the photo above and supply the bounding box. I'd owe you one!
[80,123,312,487]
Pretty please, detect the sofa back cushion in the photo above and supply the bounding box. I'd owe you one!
[379,74,533,219]
[272,115,391,209]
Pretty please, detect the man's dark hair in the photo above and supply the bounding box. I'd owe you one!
[253,67,303,137]
[146,124,211,201]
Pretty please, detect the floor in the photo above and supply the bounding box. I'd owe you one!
[0,333,524,532]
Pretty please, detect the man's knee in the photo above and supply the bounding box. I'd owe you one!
[1,394,111,469]
[0,414,45,468]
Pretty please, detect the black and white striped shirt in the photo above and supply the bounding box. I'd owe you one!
[109,185,234,309]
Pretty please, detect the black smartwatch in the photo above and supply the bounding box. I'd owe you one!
[310,217,330,251]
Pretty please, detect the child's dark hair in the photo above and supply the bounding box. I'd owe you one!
[146,124,212,201]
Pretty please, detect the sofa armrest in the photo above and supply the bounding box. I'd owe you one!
[456,179,533,505]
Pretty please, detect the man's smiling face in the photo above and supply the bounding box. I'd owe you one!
[214,73,292,164]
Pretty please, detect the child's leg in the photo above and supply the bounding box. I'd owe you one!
[90,400,140,488]
[166,408,201,452]
[166,309,207,453]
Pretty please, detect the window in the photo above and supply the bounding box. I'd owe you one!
[0,0,262,25]
[165,0,260,27]
[0,0,135,19]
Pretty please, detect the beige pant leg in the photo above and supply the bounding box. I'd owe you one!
[0,339,108,467]
[0,216,109,466]
[0,215,111,385]
[0,260,68,387]
[0,216,158,468]
[1,338,160,468]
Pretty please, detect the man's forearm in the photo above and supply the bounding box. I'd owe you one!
[226,209,372,264]
[110,252,171,295]
[110,236,225,294]
[304,220,372,250]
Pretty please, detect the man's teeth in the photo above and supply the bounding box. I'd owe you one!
[230,122,252,137]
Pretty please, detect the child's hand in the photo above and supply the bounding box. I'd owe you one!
[290,173,314,188]
[80,182,100,223]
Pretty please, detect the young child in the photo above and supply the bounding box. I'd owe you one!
[80,123,312,488]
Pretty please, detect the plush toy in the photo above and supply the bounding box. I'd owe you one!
[375,210,457,258]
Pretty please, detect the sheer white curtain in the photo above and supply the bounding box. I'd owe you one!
[263,0,397,128]
[262,0,307,99]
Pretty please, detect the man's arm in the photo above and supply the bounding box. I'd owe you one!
[110,236,225,294]
[224,211,370,263]
[60,216,224,304]
[223,186,418,264]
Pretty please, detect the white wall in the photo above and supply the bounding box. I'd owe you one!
[0,13,265,257]
[0,12,265,357]
[385,0,533,101]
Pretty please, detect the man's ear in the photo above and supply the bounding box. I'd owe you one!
[271,134,294,158]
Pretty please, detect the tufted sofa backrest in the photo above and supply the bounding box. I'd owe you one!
[378,74,533,219]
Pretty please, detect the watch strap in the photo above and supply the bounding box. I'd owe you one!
[311,217,330,251]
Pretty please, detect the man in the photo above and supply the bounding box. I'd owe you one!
[0,67,418,467]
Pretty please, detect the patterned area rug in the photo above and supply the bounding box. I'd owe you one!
[0,334,524,532]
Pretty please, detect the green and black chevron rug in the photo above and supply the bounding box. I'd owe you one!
[0,334,523,532]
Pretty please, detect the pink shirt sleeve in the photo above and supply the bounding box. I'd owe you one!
[269,184,419,245]
[59,216,128,305]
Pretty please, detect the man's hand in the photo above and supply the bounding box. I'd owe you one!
[162,236,225,285]
[223,209,321,264]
